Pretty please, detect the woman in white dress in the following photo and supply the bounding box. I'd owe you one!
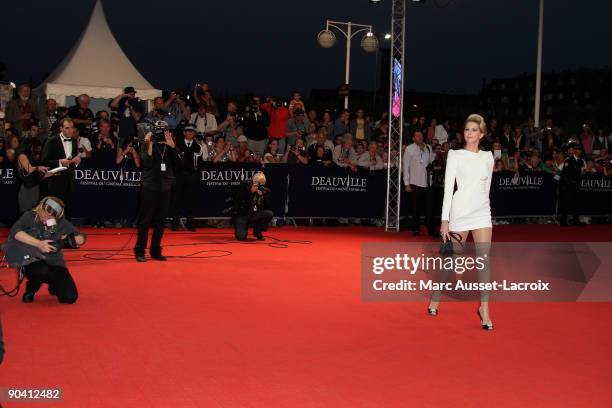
[428,114,495,330]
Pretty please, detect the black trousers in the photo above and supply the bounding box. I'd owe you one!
[24,261,78,304]
[559,181,580,223]
[135,188,171,256]
[409,184,434,233]
[171,176,199,227]
[234,210,274,241]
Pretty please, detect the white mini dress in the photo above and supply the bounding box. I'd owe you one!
[441,149,495,232]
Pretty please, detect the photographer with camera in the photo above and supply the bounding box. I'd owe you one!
[110,87,143,146]
[243,96,269,157]
[171,125,203,231]
[231,172,273,241]
[94,119,118,163]
[287,108,314,147]
[283,137,309,164]
[4,196,86,303]
[134,129,179,262]
[216,110,244,147]
[165,90,191,126]
[145,97,178,130]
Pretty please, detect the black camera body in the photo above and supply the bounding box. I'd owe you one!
[137,119,169,143]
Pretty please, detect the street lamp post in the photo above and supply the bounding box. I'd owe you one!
[317,20,379,109]
[534,0,544,128]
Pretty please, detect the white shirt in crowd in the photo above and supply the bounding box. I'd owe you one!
[78,137,92,158]
[357,152,385,170]
[403,143,433,187]
[434,124,448,144]
[190,112,218,134]
[60,132,73,162]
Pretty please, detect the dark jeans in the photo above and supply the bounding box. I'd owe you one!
[24,261,78,304]
[135,188,171,256]
[234,210,274,241]
[409,184,434,233]
[171,177,198,227]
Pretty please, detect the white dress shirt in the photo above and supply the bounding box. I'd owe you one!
[60,132,73,159]
[189,113,218,134]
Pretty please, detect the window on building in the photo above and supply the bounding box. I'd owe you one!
[544,93,553,101]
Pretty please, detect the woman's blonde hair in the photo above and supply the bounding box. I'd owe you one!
[33,196,65,222]
[465,114,487,135]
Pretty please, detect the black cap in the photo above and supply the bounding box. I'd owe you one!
[123,86,136,94]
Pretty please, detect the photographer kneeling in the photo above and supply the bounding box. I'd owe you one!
[232,172,273,241]
[6,196,86,304]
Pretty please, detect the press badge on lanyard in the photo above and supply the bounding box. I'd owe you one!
[161,163,166,172]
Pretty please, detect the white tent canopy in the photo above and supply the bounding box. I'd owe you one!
[34,0,160,107]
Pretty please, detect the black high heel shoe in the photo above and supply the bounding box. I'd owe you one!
[477,309,494,331]
[427,307,438,316]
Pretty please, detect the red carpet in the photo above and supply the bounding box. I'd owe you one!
[1,224,611,407]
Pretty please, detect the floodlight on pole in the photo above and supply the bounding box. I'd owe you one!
[317,19,378,109]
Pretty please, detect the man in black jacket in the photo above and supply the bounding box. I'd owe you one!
[171,126,203,231]
[243,96,270,157]
[232,172,273,241]
[40,118,81,215]
[134,130,179,262]
[559,142,585,227]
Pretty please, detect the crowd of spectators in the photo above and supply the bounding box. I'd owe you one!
[1,82,611,227]
[0,84,400,173]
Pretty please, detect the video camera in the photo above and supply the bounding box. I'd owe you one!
[137,119,170,143]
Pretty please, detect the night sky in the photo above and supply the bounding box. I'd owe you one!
[3,0,611,98]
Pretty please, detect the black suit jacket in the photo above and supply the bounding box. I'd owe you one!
[175,139,203,176]
[513,135,526,151]
[499,133,513,150]
[41,134,78,194]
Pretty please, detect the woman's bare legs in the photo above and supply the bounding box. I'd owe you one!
[428,230,469,311]
[472,227,493,328]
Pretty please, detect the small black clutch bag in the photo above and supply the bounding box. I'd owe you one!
[439,232,463,256]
